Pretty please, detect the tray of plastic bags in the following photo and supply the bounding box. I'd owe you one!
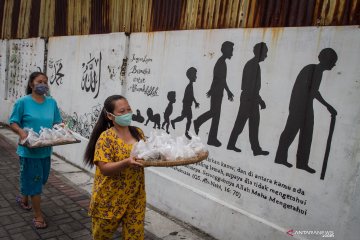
[135,151,209,167]
[132,131,208,167]
[19,124,81,148]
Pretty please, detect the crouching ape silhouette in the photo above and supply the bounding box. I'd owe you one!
[145,108,161,129]
[132,109,145,123]
[275,48,338,174]
[171,67,199,139]
[162,91,176,134]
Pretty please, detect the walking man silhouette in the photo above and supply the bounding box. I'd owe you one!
[227,42,269,156]
[274,48,338,174]
[193,41,234,147]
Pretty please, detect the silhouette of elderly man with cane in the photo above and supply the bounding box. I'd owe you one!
[275,48,338,174]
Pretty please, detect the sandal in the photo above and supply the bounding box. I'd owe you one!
[32,218,47,229]
[15,196,32,211]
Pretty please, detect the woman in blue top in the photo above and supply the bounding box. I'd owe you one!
[9,72,62,229]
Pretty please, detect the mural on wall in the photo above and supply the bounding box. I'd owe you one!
[60,103,102,139]
[275,48,338,176]
[171,68,199,139]
[128,54,158,97]
[193,41,235,147]
[2,28,358,239]
[46,33,127,139]
[227,42,269,156]
[162,91,176,134]
[146,45,339,223]
[159,45,341,201]
[6,39,44,101]
[107,64,121,81]
[81,52,102,99]
[119,57,128,85]
[128,42,338,173]
[123,28,360,238]
[48,58,65,85]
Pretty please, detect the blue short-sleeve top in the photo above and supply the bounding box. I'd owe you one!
[9,95,62,158]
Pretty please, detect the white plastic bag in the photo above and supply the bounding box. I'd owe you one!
[20,124,78,147]
[20,128,40,146]
[39,127,54,141]
[131,130,207,161]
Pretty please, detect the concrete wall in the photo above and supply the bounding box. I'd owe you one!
[0,26,359,240]
[0,38,45,124]
[45,33,128,170]
[0,40,7,104]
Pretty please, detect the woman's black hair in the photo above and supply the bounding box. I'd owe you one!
[26,72,47,94]
[83,95,141,167]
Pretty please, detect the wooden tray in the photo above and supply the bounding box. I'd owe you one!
[19,139,81,148]
[136,151,208,167]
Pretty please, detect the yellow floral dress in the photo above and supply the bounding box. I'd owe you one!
[89,127,146,239]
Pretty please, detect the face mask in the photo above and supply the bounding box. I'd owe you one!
[110,112,133,126]
[34,83,49,95]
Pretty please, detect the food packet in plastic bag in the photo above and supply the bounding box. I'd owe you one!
[132,139,164,161]
[53,124,77,142]
[130,130,207,162]
[37,127,54,145]
[182,145,196,159]
[53,129,65,139]
[187,133,206,153]
[131,140,148,158]
[142,149,163,161]
[20,128,40,146]
[63,130,77,142]
[160,145,175,161]
[39,127,54,140]
[172,136,196,159]
[53,124,67,136]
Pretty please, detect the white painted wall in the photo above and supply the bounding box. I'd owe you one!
[0,27,359,240]
[126,27,360,240]
[0,40,7,107]
[7,38,45,101]
[0,38,45,123]
[47,33,128,170]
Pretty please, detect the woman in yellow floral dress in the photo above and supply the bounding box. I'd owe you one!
[84,95,146,240]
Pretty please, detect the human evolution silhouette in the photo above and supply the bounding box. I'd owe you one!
[131,42,338,178]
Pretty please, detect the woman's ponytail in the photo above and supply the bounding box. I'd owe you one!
[83,108,113,167]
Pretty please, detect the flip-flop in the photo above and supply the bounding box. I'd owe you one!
[15,196,32,211]
[32,218,47,229]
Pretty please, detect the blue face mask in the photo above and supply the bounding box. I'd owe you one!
[109,112,133,126]
[34,83,49,95]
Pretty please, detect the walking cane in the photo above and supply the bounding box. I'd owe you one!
[320,114,336,180]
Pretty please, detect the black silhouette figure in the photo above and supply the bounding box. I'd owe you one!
[275,48,338,174]
[171,67,200,140]
[227,42,269,156]
[132,109,145,123]
[145,108,161,129]
[193,41,234,147]
[162,91,176,134]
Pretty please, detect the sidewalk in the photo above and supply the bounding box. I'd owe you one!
[0,124,215,240]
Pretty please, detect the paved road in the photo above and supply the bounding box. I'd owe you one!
[0,133,164,239]
[0,125,215,240]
